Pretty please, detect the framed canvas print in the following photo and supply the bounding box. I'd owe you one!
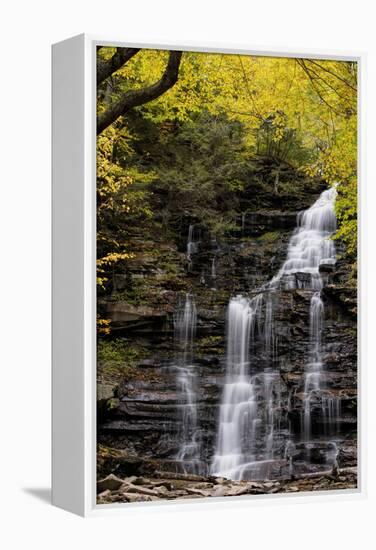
[52,35,364,516]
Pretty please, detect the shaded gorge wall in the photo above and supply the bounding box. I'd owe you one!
[97,160,357,482]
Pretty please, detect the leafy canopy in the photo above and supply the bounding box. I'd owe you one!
[97,48,357,317]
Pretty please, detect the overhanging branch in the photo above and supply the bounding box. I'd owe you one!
[97,50,182,135]
[97,47,140,86]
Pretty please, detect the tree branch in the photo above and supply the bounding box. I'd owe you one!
[306,59,357,92]
[299,61,353,105]
[97,51,182,135]
[296,59,342,115]
[97,47,140,86]
[237,56,265,122]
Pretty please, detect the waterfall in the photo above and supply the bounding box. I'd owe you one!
[264,293,276,360]
[174,293,196,363]
[212,185,339,480]
[241,212,246,234]
[211,257,216,280]
[278,187,339,439]
[187,224,200,262]
[268,187,339,441]
[304,292,324,440]
[211,295,261,480]
[174,293,202,473]
[271,187,337,290]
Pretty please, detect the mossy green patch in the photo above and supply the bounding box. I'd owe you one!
[97,339,145,384]
[258,231,280,243]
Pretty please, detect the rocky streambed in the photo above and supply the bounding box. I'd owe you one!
[97,469,358,505]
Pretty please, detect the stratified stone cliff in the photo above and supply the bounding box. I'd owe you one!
[97,159,357,491]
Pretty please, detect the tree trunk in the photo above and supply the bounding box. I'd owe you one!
[97,51,182,135]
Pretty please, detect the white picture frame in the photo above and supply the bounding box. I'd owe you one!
[52,34,366,517]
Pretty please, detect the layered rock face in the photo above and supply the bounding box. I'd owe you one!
[97,161,357,494]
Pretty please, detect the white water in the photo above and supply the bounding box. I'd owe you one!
[241,212,246,234]
[211,257,216,280]
[304,292,324,440]
[212,186,339,480]
[270,187,337,290]
[174,293,202,473]
[187,224,200,262]
[211,295,261,480]
[270,187,339,440]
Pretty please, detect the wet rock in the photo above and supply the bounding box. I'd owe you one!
[319,262,336,273]
[131,476,153,486]
[124,485,160,496]
[242,211,298,236]
[310,448,328,465]
[138,359,162,368]
[97,489,112,499]
[123,493,158,503]
[97,384,115,402]
[97,445,145,479]
[102,301,169,331]
[294,272,312,286]
[97,474,125,493]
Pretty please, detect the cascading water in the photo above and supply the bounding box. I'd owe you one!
[241,212,246,234]
[212,186,339,480]
[211,257,216,280]
[272,186,339,441]
[271,187,337,290]
[210,257,217,289]
[174,293,202,473]
[304,292,324,440]
[187,224,200,262]
[211,295,261,480]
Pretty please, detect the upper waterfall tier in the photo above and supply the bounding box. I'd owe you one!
[270,186,337,289]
